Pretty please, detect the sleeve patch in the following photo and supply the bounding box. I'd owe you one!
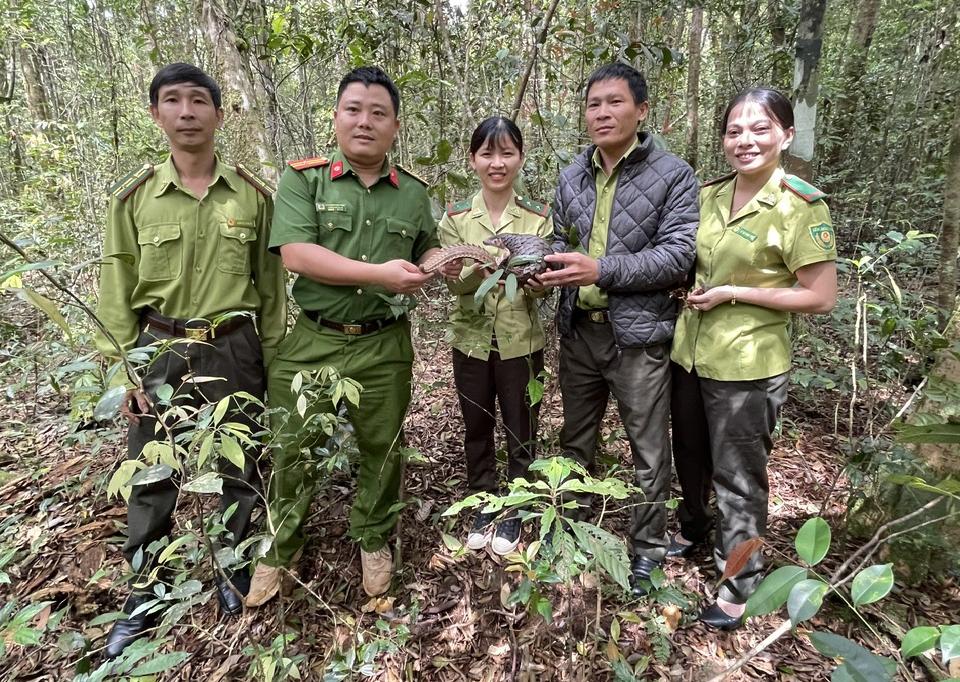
[109,163,154,201]
[808,223,836,251]
[287,156,330,171]
[236,163,274,196]
[782,174,827,202]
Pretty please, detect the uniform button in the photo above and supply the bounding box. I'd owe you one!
[327,222,334,228]
[195,266,201,272]
[153,236,160,243]
[365,219,371,226]
[228,218,236,226]
[366,189,371,194]
[356,288,363,295]
[199,232,204,237]
[361,255,368,261]
[517,195,523,201]
[401,229,407,236]
[240,232,246,238]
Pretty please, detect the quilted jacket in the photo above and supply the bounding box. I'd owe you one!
[552,132,699,348]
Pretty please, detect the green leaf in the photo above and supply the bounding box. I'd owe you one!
[568,520,631,592]
[220,434,246,470]
[527,376,544,406]
[787,578,829,625]
[181,472,223,494]
[94,386,127,420]
[807,632,895,681]
[938,624,959,664]
[896,422,960,444]
[128,463,174,487]
[157,535,194,564]
[795,517,831,566]
[198,433,214,469]
[532,594,553,623]
[504,273,518,302]
[129,652,191,675]
[441,533,463,552]
[900,626,940,658]
[155,383,174,402]
[20,288,73,344]
[851,564,894,607]
[744,565,807,619]
[473,269,504,307]
[212,397,230,425]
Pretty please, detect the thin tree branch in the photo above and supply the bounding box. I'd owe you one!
[509,0,562,122]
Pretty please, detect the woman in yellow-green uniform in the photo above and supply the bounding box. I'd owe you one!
[669,88,838,630]
[439,116,552,556]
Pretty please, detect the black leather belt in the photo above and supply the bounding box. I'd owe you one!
[303,309,404,336]
[141,309,251,340]
[574,308,611,323]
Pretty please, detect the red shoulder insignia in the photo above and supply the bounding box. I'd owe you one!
[330,160,345,179]
[235,163,274,196]
[287,156,330,172]
[109,163,154,201]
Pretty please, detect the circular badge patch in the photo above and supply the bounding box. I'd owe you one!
[809,223,835,251]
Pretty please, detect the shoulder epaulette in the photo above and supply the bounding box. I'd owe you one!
[287,156,330,172]
[516,194,551,218]
[782,174,827,202]
[108,163,154,201]
[701,171,736,188]
[396,164,428,186]
[236,163,274,196]
[446,200,471,217]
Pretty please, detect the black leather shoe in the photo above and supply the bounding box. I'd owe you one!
[105,592,158,659]
[216,568,250,617]
[665,533,698,559]
[698,602,743,631]
[628,556,662,597]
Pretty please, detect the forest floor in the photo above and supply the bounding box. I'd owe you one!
[1,288,958,681]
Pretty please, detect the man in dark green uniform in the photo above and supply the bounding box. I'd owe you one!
[95,63,285,658]
[245,66,440,605]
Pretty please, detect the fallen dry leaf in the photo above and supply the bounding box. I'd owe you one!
[360,596,395,614]
[661,604,682,633]
[487,642,510,657]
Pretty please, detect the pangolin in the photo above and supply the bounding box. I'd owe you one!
[420,233,557,285]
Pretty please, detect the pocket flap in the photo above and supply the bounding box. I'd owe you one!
[385,218,417,239]
[138,223,181,246]
[219,222,258,243]
[318,211,353,232]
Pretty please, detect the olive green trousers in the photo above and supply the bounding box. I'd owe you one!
[264,315,413,565]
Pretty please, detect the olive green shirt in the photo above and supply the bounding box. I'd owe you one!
[578,138,639,310]
[438,191,553,361]
[96,155,286,364]
[671,168,837,380]
[269,150,439,322]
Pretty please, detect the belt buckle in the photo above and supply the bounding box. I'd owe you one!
[185,319,213,340]
[343,323,364,335]
[588,311,605,323]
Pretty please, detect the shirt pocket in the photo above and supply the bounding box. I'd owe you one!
[137,223,182,282]
[218,219,258,275]
[383,217,419,256]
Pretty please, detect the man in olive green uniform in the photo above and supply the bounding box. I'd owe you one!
[95,63,285,658]
[246,66,440,604]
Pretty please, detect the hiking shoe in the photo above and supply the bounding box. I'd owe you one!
[245,550,301,607]
[491,517,522,555]
[466,511,496,550]
[361,546,393,596]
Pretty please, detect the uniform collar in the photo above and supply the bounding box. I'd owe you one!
[153,154,237,197]
[717,167,784,223]
[329,149,400,188]
[470,190,522,233]
[591,136,640,178]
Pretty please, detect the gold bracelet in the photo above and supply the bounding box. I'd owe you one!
[731,285,737,305]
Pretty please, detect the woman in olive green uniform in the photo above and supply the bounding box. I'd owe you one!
[439,117,553,555]
[669,89,838,629]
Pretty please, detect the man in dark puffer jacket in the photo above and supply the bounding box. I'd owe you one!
[540,63,698,596]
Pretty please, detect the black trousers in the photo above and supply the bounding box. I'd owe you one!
[670,362,789,603]
[451,348,544,494]
[123,320,265,567]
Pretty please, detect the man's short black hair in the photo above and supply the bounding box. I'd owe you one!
[336,66,401,116]
[149,63,222,109]
[586,63,648,105]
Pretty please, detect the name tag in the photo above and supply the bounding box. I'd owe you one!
[316,203,347,212]
[733,226,758,242]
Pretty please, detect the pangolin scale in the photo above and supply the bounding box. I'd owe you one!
[421,234,557,285]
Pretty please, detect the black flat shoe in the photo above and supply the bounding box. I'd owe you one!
[665,533,698,559]
[698,602,743,631]
[105,592,159,659]
[628,556,662,597]
[216,568,251,617]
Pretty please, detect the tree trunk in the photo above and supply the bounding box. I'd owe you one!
[685,6,704,168]
[18,45,49,121]
[937,103,960,321]
[825,0,881,172]
[200,0,277,184]
[785,0,828,181]
[767,0,791,87]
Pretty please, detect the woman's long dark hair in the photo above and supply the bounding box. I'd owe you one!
[469,116,524,155]
[721,88,794,133]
